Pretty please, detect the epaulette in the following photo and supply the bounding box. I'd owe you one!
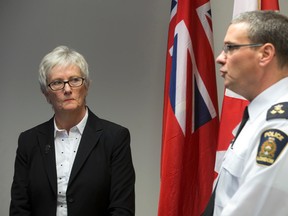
[267,102,288,120]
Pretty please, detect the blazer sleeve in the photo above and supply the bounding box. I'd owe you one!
[10,132,32,216]
[108,127,135,216]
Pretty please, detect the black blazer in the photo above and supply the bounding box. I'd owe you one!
[10,109,135,216]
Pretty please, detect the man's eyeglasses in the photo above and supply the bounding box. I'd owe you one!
[48,77,85,91]
[223,43,263,54]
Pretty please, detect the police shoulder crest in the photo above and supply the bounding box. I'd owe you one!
[256,129,288,166]
[267,102,288,120]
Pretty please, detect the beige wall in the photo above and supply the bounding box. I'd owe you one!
[1,0,287,215]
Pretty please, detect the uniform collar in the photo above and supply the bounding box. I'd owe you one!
[248,77,288,122]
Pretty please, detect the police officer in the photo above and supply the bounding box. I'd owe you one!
[211,11,288,215]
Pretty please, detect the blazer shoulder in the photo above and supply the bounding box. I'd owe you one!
[16,118,54,155]
[87,111,130,150]
[99,118,128,131]
[87,109,129,132]
[20,118,54,136]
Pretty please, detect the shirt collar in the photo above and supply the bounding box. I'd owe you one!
[54,108,89,137]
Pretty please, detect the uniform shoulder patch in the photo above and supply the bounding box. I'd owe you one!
[267,102,288,120]
[256,129,288,166]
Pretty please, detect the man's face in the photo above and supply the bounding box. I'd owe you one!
[216,23,262,100]
[45,64,88,114]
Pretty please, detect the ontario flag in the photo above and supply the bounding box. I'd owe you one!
[216,0,280,174]
[158,0,219,215]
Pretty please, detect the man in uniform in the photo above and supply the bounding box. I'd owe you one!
[205,11,288,216]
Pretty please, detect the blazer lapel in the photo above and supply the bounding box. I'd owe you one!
[37,119,58,195]
[68,110,103,185]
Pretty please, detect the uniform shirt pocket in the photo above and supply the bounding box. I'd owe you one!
[222,147,245,178]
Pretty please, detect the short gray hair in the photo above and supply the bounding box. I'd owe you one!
[39,46,91,93]
[232,11,288,68]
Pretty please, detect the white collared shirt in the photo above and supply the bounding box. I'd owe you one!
[54,109,88,216]
[214,77,288,216]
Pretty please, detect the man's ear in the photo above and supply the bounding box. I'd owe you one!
[259,43,275,66]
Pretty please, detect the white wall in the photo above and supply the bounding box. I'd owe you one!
[0,0,287,215]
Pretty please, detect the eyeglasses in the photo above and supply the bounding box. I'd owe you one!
[223,43,263,54]
[48,77,85,91]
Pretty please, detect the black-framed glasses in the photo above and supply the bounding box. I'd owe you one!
[223,43,263,54]
[48,77,85,91]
